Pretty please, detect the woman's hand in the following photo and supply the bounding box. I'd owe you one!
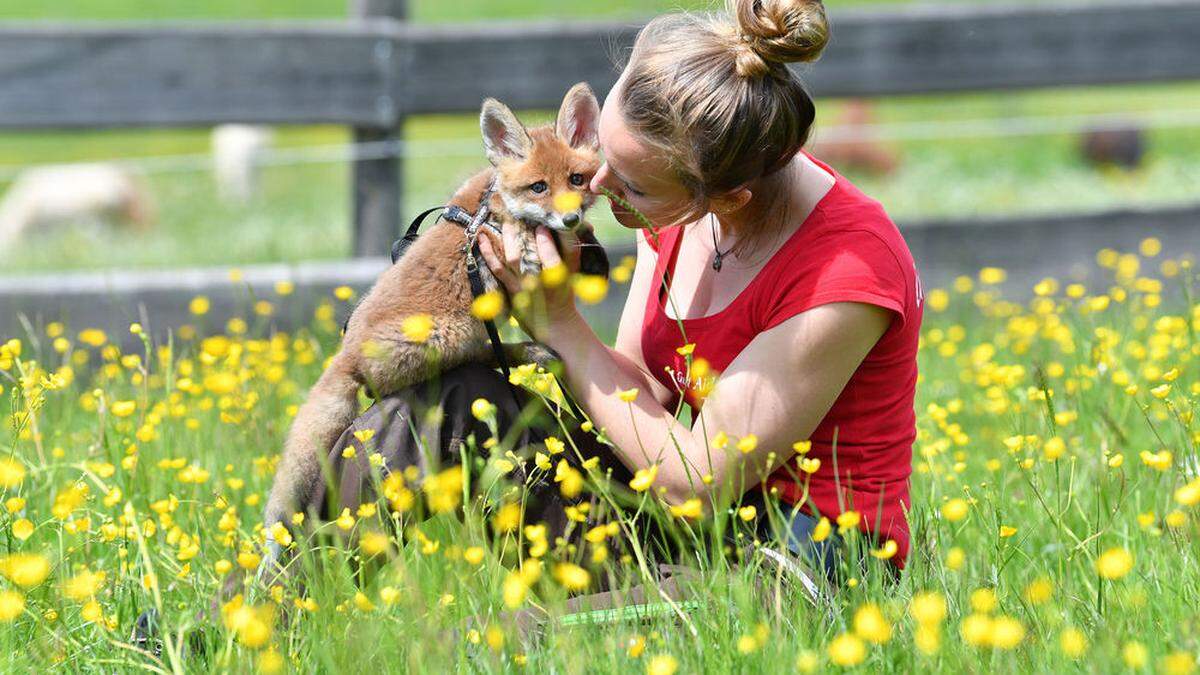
[476,223,585,342]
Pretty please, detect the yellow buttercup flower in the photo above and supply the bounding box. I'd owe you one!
[572,275,609,305]
[941,498,969,522]
[811,517,832,543]
[471,291,504,320]
[1095,547,1133,579]
[989,615,1025,649]
[827,632,866,667]
[552,191,583,213]
[1123,642,1148,669]
[909,591,947,625]
[1023,577,1053,604]
[110,400,137,418]
[647,654,679,675]
[401,314,434,343]
[62,568,106,601]
[188,296,210,316]
[836,510,861,534]
[629,465,659,493]
[1139,449,1173,471]
[0,591,24,622]
[463,546,485,566]
[0,459,26,488]
[540,264,568,287]
[1175,478,1200,506]
[470,398,495,421]
[11,519,33,541]
[852,603,892,644]
[1060,627,1087,658]
[554,460,583,498]
[552,562,590,591]
[736,434,758,454]
[669,498,703,520]
[0,553,50,589]
[870,539,898,559]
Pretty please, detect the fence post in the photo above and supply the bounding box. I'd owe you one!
[350,0,407,257]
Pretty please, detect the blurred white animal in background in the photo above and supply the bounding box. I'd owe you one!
[212,124,274,204]
[0,163,156,252]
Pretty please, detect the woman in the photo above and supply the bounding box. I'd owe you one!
[477,0,922,575]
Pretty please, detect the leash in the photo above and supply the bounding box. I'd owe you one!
[377,180,525,411]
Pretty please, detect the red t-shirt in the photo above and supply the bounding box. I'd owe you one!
[638,152,922,567]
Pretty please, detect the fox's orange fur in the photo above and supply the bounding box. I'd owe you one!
[260,83,606,575]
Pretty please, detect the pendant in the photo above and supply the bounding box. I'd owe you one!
[712,254,723,272]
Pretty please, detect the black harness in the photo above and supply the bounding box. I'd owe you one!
[348,182,523,408]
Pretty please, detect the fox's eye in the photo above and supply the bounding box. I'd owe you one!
[529,181,548,194]
[569,173,585,187]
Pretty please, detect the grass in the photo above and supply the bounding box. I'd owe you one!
[0,239,1197,672]
[1,1,1199,273]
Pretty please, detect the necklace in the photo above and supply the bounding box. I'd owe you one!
[709,213,730,272]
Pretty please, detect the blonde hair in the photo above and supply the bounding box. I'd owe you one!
[618,0,829,247]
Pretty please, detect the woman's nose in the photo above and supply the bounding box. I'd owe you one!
[589,163,610,195]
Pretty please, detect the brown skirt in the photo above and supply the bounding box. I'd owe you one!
[307,361,637,542]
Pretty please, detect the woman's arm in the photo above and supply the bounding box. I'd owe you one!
[606,233,678,408]
[546,299,891,505]
[480,227,891,506]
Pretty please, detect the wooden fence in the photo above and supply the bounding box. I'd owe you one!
[1,0,1199,340]
[2,0,1199,255]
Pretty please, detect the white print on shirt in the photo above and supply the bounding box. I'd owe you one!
[914,262,924,308]
[664,364,717,400]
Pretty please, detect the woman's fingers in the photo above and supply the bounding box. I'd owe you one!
[534,227,565,269]
[502,219,523,271]
[477,234,520,293]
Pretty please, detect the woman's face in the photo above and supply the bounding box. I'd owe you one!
[589,80,698,231]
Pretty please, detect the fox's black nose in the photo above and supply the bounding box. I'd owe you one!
[562,213,580,227]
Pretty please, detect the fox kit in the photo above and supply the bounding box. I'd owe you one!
[260,83,607,571]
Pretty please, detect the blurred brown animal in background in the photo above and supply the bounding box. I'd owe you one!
[258,83,608,579]
[1080,125,1145,171]
[808,99,900,176]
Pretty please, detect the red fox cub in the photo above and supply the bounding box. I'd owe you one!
[260,83,607,571]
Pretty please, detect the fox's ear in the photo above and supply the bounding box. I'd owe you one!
[480,98,532,164]
[556,83,600,150]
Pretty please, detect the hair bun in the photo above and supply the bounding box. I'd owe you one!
[729,0,829,77]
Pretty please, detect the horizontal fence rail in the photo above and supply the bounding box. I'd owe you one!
[2,0,1199,129]
[4,204,1200,347]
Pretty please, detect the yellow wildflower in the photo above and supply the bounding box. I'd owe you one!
[827,633,866,667]
[669,499,703,520]
[471,291,504,320]
[401,314,434,343]
[1095,547,1133,579]
[630,465,659,492]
